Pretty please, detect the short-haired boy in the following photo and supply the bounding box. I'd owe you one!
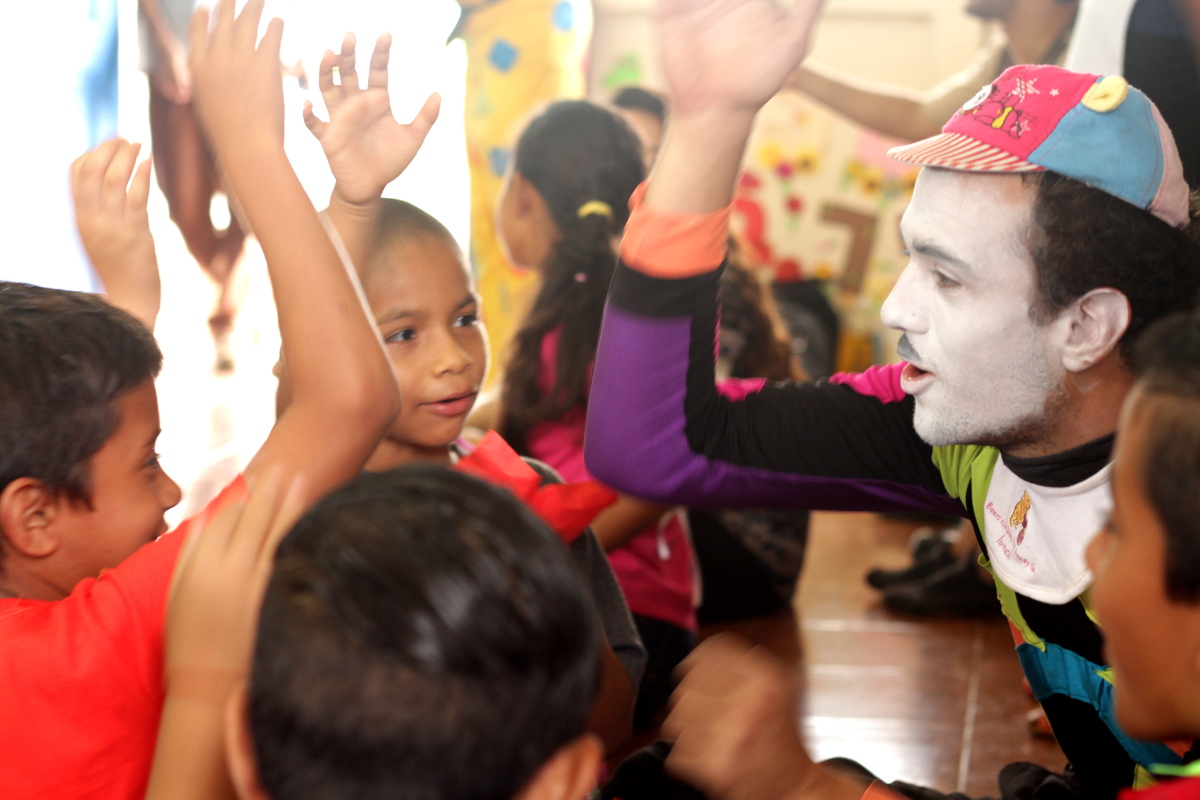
[1085,309,1200,799]
[0,1,436,796]
[225,466,605,800]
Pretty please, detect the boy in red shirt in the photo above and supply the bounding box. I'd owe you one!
[0,1,439,796]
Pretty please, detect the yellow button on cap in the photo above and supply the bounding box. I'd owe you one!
[1081,76,1130,113]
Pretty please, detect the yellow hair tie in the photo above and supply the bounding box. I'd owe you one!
[577,200,613,219]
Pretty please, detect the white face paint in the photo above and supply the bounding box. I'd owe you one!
[880,169,1066,450]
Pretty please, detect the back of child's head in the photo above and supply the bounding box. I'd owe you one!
[1131,310,1200,602]
[0,282,161,510]
[501,100,645,450]
[611,86,667,126]
[719,255,805,383]
[248,465,601,800]
[363,199,465,292]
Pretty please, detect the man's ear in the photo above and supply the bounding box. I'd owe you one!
[226,682,270,800]
[0,478,62,559]
[515,734,604,800]
[1058,288,1131,373]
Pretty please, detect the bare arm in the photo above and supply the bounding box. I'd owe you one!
[785,64,938,141]
[590,495,672,552]
[190,0,400,508]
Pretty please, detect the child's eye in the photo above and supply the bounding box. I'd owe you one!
[455,313,479,327]
[144,452,162,470]
[385,328,417,344]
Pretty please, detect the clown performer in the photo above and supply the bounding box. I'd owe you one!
[584,2,1200,800]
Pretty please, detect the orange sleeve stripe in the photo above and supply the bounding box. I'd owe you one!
[619,182,733,279]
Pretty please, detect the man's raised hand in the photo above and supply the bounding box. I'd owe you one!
[304,33,441,207]
[659,0,826,115]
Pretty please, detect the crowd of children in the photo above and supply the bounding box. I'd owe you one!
[5,1,1200,800]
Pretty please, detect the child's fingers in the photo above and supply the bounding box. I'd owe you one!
[259,15,285,62]
[337,32,359,93]
[302,100,328,140]
[367,33,391,91]
[317,49,339,112]
[75,139,123,209]
[406,93,442,141]
[227,466,287,567]
[188,5,211,57]
[127,158,154,216]
[212,0,235,43]
[235,0,267,50]
[170,499,248,600]
[102,141,141,213]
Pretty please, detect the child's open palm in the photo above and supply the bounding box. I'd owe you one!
[71,139,160,331]
[660,0,826,114]
[305,33,441,207]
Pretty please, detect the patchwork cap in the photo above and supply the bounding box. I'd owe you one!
[889,64,1190,228]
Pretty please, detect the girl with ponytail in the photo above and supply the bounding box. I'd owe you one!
[497,100,698,731]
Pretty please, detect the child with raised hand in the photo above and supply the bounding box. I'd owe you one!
[293,52,646,753]
[0,0,410,796]
[494,99,695,732]
[72,138,160,331]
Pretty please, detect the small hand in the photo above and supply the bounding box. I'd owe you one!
[166,470,306,701]
[71,138,160,330]
[304,32,441,206]
[189,0,286,156]
[662,634,834,800]
[659,0,826,114]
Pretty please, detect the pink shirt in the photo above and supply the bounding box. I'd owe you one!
[525,329,696,630]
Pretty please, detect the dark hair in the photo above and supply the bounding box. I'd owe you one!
[720,252,805,382]
[1024,172,1200,360]
[500,101,645,452]
[611,86,667,125]
[0,282,161,507]
[364,199,462,287]
[249,466,602,800]
[1131,311,1200,603]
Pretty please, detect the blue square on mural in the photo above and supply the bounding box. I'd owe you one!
[552,1,574,31]
[489,39,519,72]
[489,147,512,177]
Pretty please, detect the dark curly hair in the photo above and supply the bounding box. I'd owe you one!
[1024,172,1200,361]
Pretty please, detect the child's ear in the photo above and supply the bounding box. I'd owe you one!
[515,733,603,800]
[225,682,270,800]
[0,478,63,559]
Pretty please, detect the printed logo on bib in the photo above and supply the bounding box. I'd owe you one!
[982,460,1112,605]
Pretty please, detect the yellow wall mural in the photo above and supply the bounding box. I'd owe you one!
[453,0,592,385]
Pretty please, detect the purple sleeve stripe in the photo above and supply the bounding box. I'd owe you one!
[585,305,963,514]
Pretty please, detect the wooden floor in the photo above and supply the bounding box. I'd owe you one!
[789,512,1066,796]
[147,214,1065,798]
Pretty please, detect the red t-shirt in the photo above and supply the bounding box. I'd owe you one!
[0,478,246,800]
[1121,777,1200,800]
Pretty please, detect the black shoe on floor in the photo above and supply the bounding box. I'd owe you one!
[882,555,1000,618]
[865,534,956,590]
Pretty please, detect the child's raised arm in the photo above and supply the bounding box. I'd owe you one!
[72,139,160,331]
[189,0,400,505]
[304,32,440,274]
